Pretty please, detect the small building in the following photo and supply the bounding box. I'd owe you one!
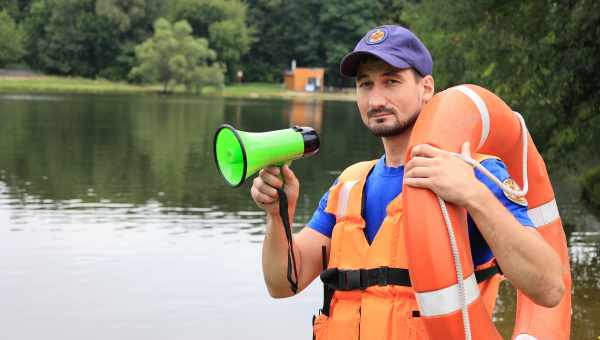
[284,61,325,92]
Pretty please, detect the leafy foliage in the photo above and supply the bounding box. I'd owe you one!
[169,0,250,81]
[0,0,31,22]
[581,165,600,211]
[400,0,600,159]
[0,9,25,66]
[22,0,120,76]
[21,0,166,79]
[129,18,223,93]
[241,0,382,86]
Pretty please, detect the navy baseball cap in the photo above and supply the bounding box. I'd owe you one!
[340,25,432,77]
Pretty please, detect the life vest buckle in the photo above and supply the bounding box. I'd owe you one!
[339,269,368,290]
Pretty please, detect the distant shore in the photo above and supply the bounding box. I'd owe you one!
[0,74,355,101]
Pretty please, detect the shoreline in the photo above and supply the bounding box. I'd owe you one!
[0,75,356,102]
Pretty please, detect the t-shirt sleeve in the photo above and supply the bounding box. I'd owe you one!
[475,158,534,227]
[307,179,338,238]
[468,158,534,266]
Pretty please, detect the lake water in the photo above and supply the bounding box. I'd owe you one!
[0,93,598,339]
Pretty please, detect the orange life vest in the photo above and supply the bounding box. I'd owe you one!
[312,155,502,340]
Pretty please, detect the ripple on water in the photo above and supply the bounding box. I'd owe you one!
[0,94,64,101]
[569,231,600,265]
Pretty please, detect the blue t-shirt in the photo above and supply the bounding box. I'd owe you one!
[307,155,534,266]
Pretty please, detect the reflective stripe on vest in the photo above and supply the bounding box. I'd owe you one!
[414,273,480,317]
[337,180,359,218]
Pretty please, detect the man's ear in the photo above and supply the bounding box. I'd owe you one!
[421,75,435,103]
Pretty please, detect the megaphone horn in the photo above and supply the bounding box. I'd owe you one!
[213,124,320,187]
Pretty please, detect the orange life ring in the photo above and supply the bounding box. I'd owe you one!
[402,84,572,339]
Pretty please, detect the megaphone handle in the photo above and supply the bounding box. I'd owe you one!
[277,186,299,295]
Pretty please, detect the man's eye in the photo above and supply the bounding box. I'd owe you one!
[359,81,372,88]
[387,79,400,85]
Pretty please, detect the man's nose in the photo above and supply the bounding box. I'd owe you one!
[368,86,387,109]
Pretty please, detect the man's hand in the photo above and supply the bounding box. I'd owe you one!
[250,165,299,215]
[404,142,484,207]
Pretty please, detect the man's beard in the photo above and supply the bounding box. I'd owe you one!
[366,108,419,137]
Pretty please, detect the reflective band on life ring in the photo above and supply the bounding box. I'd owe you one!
[528,199,560,228]
[415,273,480,317]
[514,334,538,340]
[454,85,491,150]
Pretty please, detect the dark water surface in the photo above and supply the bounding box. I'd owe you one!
[0,93,598,339]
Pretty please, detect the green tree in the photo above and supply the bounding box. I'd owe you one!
[242,0,389,86]
[0,10,25,66]
[21,0,164,79]
[94,0,166,79]
[22,0,120,76]
[129,18,223,93]
[401,0,600,159]
[168,0,251,82]
[315,0,381,86]
[0,0,31,22]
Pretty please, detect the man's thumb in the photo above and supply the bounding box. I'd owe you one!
[282,165,297,183]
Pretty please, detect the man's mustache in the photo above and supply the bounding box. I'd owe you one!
[368,107,398,118]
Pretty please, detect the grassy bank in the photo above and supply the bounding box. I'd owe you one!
[0,75,159,93]
[213,83,355,101]
[0,76,355,101]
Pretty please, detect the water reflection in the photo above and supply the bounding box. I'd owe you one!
[288,99,324,132]
[0,93,598,339]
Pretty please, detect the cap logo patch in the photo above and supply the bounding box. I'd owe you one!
[366,29,387,45]
[502,178,528,206]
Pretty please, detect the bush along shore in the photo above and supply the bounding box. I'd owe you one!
[0,74,355,101]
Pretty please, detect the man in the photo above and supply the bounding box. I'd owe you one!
[251,25,564,339]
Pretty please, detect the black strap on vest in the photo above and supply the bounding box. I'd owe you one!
[320,246,334,316]
[277,188,298,294]
[474,263,502,282]
[321,267,411,291]
[320,264,502,291]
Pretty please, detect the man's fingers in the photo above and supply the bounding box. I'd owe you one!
[405,166,435,179]
[404,177,433,188]
[405,156,435,171]
[252,176,278,198]
[259,168,283,189]
[251,184,278,205]
[411,144,446,158]
[262,166,280,176]
[259,183,278,197]
[256,192,277,205]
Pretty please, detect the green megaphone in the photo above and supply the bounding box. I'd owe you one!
[213,124,320,187]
